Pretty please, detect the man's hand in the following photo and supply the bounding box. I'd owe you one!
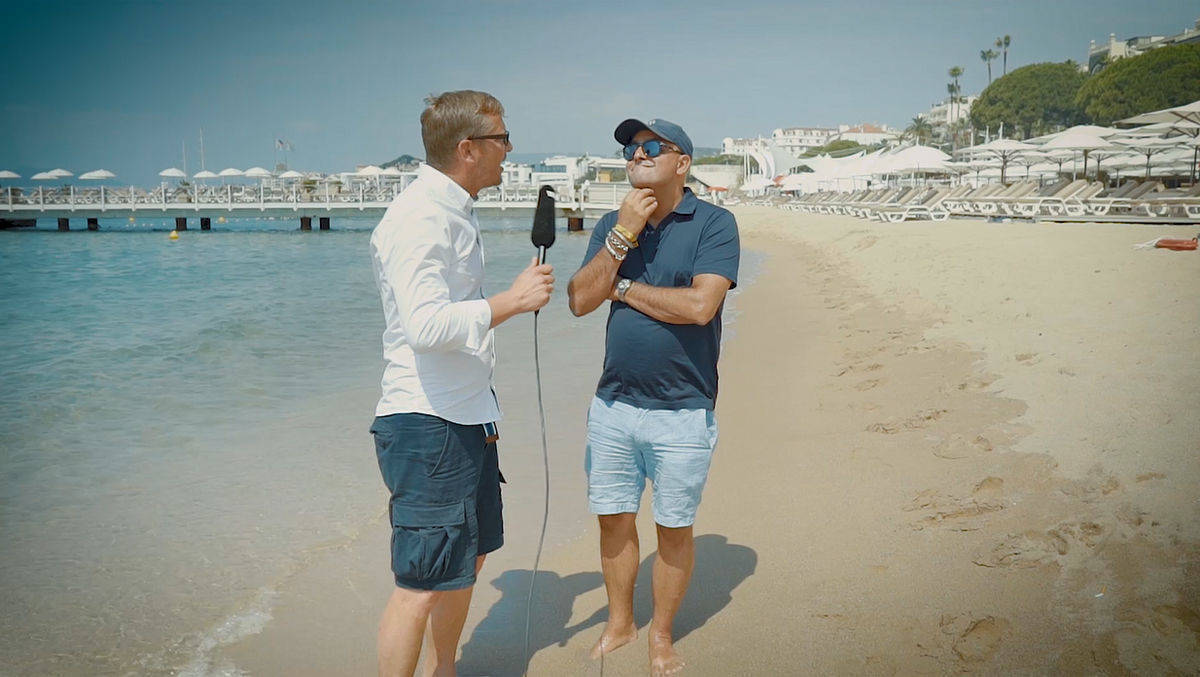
[489,256,554,327]
[617,188,657,238]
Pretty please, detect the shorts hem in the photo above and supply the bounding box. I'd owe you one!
[393,574,476,592]
[478,535,504,555]
[652,514,697,529]
[590,502,641,515]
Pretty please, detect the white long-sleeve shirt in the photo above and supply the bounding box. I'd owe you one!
[369,164,501,424]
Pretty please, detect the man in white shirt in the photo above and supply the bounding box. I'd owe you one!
[369,90,554,677]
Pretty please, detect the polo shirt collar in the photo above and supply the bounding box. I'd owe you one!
[417,163,475,213]
[672,188,699,216]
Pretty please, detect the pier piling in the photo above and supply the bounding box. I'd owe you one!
[57,217,70,232]
[86,217,99,231]
[300,216,312,231]
[175,217,187,232]
[319,217,330,230]
[567,216,584,232]
[200,217,211,231]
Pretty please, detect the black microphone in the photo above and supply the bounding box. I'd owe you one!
[531,185,556,265]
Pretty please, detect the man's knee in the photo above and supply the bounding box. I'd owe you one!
[598,512,637,535]
[654,523,693,549]
[388,585,444,616]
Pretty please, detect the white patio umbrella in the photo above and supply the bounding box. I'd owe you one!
[159,167,186,179]
[278,170,304,179]
[48,168,73,178]
[79,169,116,204]
[1115,137,1186,178]
[31,171,57,180]
[0,170,21,180]
[964,138,1037,184]
[1116,99,1200,127]
[192,170,218,180]
[356,165,384,177]
[243,166,272,178]
[1041,131,1116,178]
[218,167,244,177]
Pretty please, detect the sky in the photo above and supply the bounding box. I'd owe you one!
[0,0,1196,184]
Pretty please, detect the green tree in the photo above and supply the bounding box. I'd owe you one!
[980,49,997,85]
[905,116,933,145]
[969,61,1087,138]
[1074,43,1200,125]
[995,35,1011,75]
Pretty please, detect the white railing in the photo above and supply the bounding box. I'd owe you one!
[2,181,618,212]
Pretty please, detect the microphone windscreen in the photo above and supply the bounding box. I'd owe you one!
[531,185,556,250]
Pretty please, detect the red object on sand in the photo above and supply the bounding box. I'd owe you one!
[1155,237,1198,251]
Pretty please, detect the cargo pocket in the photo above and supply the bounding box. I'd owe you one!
[389,500,467,584]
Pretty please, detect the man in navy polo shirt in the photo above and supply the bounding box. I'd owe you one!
[567,117,739,675]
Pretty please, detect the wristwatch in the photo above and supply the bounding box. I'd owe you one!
[616,278,633,302]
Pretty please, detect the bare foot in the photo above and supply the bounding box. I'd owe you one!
[649,627,685,676]
[589,621,637,660]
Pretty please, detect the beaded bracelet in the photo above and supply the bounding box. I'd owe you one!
[606,230,630,253]
[605,237,627,261]
[613,223,639,248]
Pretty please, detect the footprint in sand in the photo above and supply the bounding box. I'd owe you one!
[907,489,1004,531]
[867,408,948,434]
[973,522,1104,568]
[932,434,993,459]
[953,616,1009,663]
[854,378,884,391]
[1015,352,1039,364]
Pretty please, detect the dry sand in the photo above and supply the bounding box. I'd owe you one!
[221,209,1199,675]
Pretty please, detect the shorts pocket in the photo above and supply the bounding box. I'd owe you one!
[390,500,467,583]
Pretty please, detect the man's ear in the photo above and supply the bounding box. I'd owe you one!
[676,154,692,177]
[455,138,475,166]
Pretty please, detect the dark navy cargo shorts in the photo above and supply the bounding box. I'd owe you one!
[370,413,504,591]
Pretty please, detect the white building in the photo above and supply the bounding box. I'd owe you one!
[834,123,901,146]
[920,96,977,141]
[771,126,838,155]
[1087,17,1200,74]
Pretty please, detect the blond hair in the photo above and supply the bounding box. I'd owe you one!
[420,90,505,170]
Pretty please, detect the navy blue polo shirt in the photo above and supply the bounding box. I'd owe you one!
[582,188,740,410]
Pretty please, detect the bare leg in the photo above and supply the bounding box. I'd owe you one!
[590,512,640,659]
[419,555,486,677]
[649,523,694,676]
[378,585,441,677]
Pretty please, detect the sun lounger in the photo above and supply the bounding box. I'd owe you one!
[873,187,954,222]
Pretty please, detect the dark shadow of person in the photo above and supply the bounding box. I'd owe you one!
[457,569,602,676]
[457,534,756,676]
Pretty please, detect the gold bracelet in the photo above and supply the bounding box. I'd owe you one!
[613,223,639,248]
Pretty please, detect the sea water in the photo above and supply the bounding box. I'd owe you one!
[0,213,757,674]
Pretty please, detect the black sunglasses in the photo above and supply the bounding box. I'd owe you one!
[468,132,511,145]
[622,139,679,161]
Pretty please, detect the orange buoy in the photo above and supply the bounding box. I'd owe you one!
[1155,237,1198,251]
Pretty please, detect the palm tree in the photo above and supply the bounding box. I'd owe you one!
[948,66,964,147]
[905,116,933,145]
[995,35,1011,75]
[980,49,997,85]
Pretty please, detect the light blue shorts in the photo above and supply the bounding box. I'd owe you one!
[585,397,719,528]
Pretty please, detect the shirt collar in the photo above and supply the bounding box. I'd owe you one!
[673,187,699,216]
[417,163,475,213]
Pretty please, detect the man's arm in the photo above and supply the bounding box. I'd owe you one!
[567,245,622,317]
[568,189,657,317]
[616,273,732,326]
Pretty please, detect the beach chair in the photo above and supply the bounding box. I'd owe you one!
[1083,180,1162,216]
[843,188,898,218]
[973,181,1039,215]
[1131,182,1200,218]
[865,187,930,220]
[950,183,1005,216]
[1007,179,1089,217]
[873,187,954,222]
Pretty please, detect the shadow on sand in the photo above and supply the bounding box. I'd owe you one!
[457,534,756,676]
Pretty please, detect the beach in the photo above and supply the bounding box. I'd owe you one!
[208,208,1199,675]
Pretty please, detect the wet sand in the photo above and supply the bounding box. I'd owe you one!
[220,209,1199,675]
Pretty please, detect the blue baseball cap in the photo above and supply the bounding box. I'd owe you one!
[614,118,693,157]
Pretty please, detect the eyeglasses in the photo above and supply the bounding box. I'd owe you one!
[468,132,511,145]
[622,139,680,161]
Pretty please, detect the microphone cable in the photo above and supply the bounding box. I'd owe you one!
[523,261,551,676]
